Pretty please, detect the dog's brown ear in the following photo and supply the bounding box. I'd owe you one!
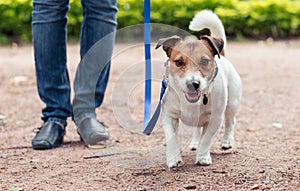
[155,35,182,57]
[201,35,224,58]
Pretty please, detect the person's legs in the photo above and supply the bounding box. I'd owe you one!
[32,0,71,149]
[73,0,117,122]
[72,0,117,145]
[80,0,117,111]
[32,0,72,125]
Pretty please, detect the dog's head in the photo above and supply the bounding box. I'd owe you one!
[156,35,224,103]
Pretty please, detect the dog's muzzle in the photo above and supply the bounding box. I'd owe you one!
[184,80,201,103]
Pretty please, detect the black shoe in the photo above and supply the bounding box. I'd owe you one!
[77,117,109,146]
[32,121,65,150]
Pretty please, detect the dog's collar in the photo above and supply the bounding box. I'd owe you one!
[163,59,170,85]
[212,60,219,81]
[200,60,218,105]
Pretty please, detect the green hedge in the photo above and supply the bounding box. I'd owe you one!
[117,0,300,39]
[0,0,32,44]
[0,0,300,44]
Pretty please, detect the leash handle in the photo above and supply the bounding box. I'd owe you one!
[143,0,152,132]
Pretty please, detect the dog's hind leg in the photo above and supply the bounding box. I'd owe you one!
[221,115,236,150]
[222,65,242,150]
[221,99,240,150]
[189,127,202,150]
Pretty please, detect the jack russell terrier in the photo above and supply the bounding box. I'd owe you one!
[155,10,242,168]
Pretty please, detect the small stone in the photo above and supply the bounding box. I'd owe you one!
[272,122,283,129]
[184,184,197,190]
[136,188,146,191]
[259,169,265,173]
[12,76,28,85]
[0,115,5,120]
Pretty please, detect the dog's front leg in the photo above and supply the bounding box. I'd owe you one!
[162,113,182,168]
[196,115,224,166]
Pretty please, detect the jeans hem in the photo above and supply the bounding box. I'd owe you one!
[46,117,67,127]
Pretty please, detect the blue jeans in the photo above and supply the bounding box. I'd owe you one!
[32,0,118,126]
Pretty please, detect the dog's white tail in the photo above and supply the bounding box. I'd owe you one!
[189,10,226,49]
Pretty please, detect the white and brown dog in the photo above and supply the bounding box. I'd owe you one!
[156,10,242,168]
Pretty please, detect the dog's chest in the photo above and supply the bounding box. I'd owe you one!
[180,102,211,127]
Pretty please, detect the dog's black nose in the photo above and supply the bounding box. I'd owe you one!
[187,81,200,91]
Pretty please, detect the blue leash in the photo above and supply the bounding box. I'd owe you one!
[143,0,155,135]
[143,80,167,135]
[142,0,167,135]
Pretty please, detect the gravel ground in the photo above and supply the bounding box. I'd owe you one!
[0,39,299,191]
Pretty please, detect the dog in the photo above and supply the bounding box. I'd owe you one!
[155,10,242,168]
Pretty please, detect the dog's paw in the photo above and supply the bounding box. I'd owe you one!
[196,155,212,166]
[221,137,234,150]
[167,155,183,168]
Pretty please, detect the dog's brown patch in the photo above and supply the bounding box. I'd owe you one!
[168,40,216,79]
[156,36,224,79]
[201,35,224,58]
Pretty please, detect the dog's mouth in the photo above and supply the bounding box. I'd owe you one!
[184,91,201,103]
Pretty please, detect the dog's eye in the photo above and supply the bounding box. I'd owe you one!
[200,59,210,67]
[174,59,184,67]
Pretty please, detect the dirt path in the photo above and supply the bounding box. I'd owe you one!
[0,40,299,190]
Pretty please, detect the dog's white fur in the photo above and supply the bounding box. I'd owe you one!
[160,10,242,168]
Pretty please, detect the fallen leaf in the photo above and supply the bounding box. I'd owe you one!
[250,184,260,190]
[0,169,7,173]
[10,187,24,191]
[246,128,260,132]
